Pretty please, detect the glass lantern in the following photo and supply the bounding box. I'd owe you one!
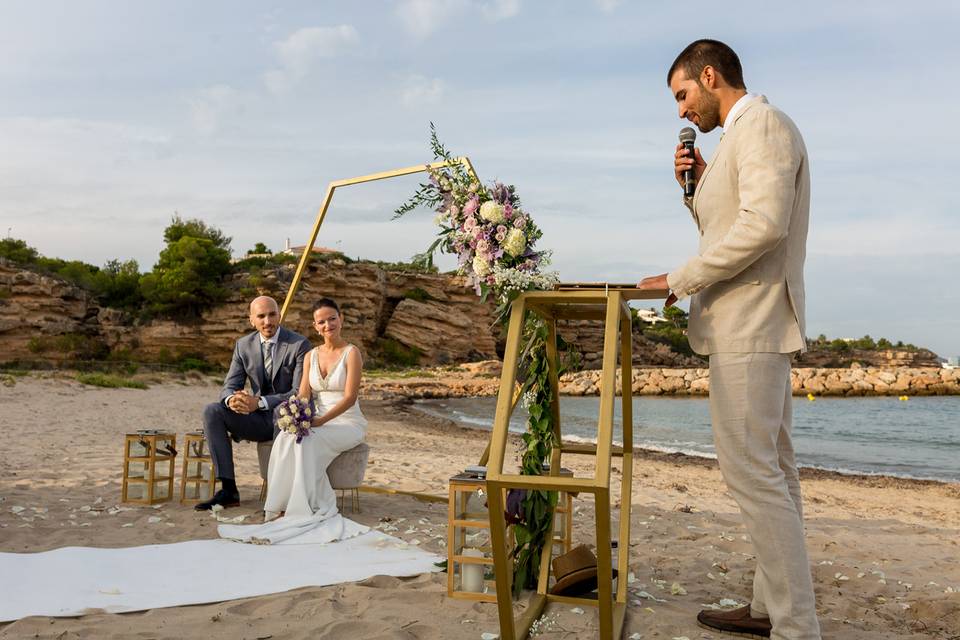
[179,431,216,504]
[122,430,177,504]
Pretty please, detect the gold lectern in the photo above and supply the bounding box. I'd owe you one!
[484,284,667,640]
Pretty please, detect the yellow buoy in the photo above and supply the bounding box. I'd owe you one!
[899,395,909,401]
[806,393,816,402]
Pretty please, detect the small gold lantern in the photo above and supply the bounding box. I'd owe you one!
[446,467,575,603]
[122,430,177,504]
[179,431,216,505]
[548,466,575,557]
[447,472,499,602]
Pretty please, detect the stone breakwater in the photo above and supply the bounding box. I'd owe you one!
[559,365,960,397]
[362,362,960,399]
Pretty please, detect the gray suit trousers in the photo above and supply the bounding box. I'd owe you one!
[202,402,273,480]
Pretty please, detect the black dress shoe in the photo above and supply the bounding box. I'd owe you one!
[194,489,241,511]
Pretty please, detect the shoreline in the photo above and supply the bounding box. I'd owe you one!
[403,399,960,491]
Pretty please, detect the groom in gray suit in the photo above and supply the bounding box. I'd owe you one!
[196,295,311,510]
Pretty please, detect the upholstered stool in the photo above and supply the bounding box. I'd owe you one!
[257,441,369,511]
[328,442,370,513]
[257,441,272,502]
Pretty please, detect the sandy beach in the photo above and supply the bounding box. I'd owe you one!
[1,373,958,639]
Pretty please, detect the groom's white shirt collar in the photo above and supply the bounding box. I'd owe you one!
[259,331,280,346]
[723,92,758,131]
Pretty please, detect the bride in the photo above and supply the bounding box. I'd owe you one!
[219,297,368,544]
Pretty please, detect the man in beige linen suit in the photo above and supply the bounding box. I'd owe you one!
[638,40,820,639]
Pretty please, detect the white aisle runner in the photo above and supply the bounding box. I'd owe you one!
[0,530,442,621]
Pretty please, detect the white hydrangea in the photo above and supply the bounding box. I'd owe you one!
[473,255,492,277]
[503,228,527,257]
[479,201,505,223]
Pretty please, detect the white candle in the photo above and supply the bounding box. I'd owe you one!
[461,548,485,592]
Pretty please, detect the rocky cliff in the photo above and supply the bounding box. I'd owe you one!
[0,257,504,367]
[0,258,691,368]
[0,256,941,373]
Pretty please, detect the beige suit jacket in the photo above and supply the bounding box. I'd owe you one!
[667,95,809,355]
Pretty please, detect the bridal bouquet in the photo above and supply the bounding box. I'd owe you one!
[275,395,312,444]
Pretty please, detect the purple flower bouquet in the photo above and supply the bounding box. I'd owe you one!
[275,395,313,444]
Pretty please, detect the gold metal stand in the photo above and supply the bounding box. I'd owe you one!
[484,284,666,640]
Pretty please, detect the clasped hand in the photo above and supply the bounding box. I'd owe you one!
[227,390,260,414]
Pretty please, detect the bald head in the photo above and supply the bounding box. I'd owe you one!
[249,296,280,339]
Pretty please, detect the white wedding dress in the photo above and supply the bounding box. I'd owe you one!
[219,345,368,544]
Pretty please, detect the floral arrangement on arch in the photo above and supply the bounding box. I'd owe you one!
[396,125,573,597]
[394,124,558,313]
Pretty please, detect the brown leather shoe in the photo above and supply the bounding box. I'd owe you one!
[697,604,772,639]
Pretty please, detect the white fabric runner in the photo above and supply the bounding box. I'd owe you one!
[0,530,442,621]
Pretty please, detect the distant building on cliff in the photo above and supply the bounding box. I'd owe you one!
[282,238,341,257]
[636,308,668,325]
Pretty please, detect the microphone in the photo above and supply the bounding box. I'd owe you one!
[679,127,697,197]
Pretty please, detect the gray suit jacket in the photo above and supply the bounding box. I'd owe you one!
[219,327,312,410]
[667,95,809,355]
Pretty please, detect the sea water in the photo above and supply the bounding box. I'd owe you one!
[414,395,960,482]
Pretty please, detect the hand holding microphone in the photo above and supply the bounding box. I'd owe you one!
[675,127,706,196]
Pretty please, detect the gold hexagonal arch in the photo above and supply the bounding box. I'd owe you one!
[278,157,479,322]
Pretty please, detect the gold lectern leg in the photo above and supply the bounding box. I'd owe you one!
[617,307,634,604]
[488,299,528,640]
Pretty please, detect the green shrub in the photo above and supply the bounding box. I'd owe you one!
[643,325,694,357]
[177,356,216,373]
[377,338,423,367]
[401,287,435,303]
[76,373,147,389]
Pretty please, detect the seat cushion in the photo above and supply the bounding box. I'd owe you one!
[327,442,370,489]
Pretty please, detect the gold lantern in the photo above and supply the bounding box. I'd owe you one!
[122,430,177,504]
[447,472,500,602]
[179,431,216,505]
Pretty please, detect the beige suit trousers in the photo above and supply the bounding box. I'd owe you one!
[709,353,821,640]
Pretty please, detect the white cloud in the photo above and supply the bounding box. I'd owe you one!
[400,74,445,107]
[263,25,359,93]
[188,84,241,135]
[595,0,622,12]
[481,0,521,21]
[395,0,467,38]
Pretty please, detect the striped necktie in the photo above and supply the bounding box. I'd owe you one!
[263,341,274,382]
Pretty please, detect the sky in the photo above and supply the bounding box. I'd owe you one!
[1,1,958,357]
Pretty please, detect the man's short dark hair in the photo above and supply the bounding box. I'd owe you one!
[668,39,745,90]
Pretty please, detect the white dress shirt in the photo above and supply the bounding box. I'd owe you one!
[723,92,759,131]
